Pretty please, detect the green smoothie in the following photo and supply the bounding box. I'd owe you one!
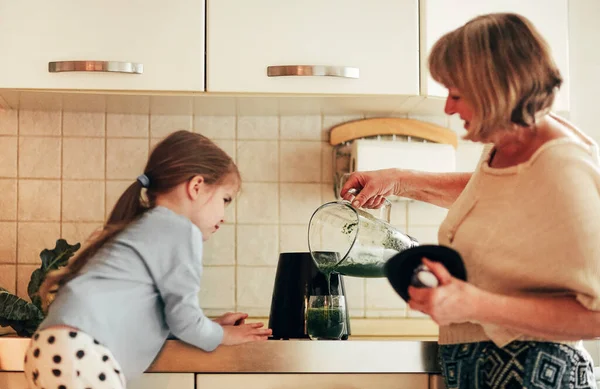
[307,307,346,340]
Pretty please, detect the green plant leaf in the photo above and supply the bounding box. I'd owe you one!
[0,288,44,337]
[28,239,81,305]
[40,239,81,272]
[27,269,45,311]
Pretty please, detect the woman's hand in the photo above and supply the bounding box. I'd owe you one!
[408,258,481,326]
[221,322,272,345]
[213,312,248,326]
[340,169,410,209]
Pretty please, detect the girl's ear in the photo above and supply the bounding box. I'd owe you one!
[186,175,205,200]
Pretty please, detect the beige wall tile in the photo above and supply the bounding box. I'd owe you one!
[18,137,61,178]
[106,95,150,115]
[16,264,37,300]
[279,183,322,224]
[236,183,278,224]
[194,116,236,140]
[19,110,61,136]
[342,276,366,317]
[321,142,334,184]
[456,142,485,172]
[105,180,131,219]
[62,94,106,113]
[236,225,278,266]
[365,278,406,313]
[390,201,408,230]
[279,224,309,253]
[62,181,105,222]
[150,114,192,139]
[18,180,60,221]
[280,115,321,140]
[63,138,105,179]
[17,222,61,264]
[0,136,17,177]
[280,142,321,183]
[194,96,236,116]
[321,183,337,204]
[407,201,448,226]
[0,222,16,264]
[107,113,149,138]
[203,224,235,266]
[63,112,105,137]
[62,223,102,246]
[151,96,193,115]
[0,179,17,220]
[0,110,18,135]
[212,139,236,161]
[237,116,278,140]
[237,141,278,182]
[236,266,277,309]
[0,264,16,293]
[199,266,235,309]
[106,138,149,180]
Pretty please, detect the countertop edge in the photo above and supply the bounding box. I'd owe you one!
[0,338,441,374]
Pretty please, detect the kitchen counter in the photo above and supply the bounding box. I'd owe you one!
[0,336,440,373]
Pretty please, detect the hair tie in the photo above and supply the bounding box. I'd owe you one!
[137,174,150,188]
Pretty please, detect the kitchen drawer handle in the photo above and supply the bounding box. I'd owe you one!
[48,61,143,74]
[267,65,359,79]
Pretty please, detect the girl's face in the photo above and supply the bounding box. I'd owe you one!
[189,177,238,241]
[444,87,474,131]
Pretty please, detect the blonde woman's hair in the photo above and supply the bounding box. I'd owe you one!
[39,130,240,311]
[428,13,563,142]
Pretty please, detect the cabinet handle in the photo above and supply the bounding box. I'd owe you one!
[48,61,143,74]
[267,65,359,79]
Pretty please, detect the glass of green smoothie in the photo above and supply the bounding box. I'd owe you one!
[306,295,347,340]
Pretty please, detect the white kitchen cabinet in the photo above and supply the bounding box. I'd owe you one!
[0,0,205,91]
[0,372,26,389]
[197,373,429,389]
[420,0,570,111]
[206,0,419,95]
[128,373,194,389]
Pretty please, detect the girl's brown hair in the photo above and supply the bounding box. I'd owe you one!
[428,13,563,142]
[40,130,240,311]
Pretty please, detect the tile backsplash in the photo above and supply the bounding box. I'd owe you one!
[0,107,484,319]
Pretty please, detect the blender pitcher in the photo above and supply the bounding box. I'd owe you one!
[308,188,418,278]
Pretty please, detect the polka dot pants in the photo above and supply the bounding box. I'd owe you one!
[24,327,126,389]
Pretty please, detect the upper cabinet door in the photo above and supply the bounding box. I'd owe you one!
[421,0,569,111]
[206,0,419,95]
[0,0,205,91]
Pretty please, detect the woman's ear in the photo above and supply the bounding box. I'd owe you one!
[186,175,205,200]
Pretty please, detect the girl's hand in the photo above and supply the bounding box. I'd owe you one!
[407,258,480,326]
[213,312,248,326]
[221,322,272,345]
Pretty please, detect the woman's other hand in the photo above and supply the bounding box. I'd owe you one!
[221,322,272,345]
[408,258,481,326]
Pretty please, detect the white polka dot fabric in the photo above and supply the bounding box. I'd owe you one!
[24,328,126,389]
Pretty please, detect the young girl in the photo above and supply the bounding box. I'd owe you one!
[23,130,272,389]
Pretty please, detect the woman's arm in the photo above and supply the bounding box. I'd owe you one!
[341,169,473,209]
[475,291,600,340]
[399,171,472,208]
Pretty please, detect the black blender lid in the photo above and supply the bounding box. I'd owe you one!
[383,245,467,302]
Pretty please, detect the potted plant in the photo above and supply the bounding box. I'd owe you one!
[0,239,80,337]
